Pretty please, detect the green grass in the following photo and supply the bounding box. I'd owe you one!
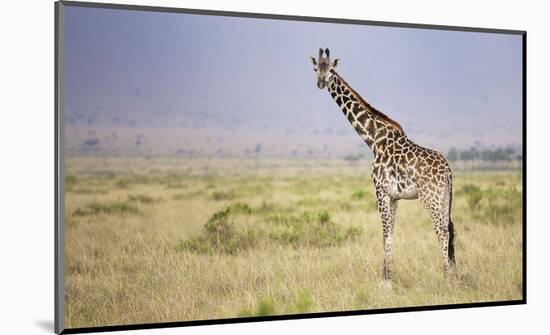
[64,157,523,328]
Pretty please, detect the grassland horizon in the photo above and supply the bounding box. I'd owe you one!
[64,156,523,328]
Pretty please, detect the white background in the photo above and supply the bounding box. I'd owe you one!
[1,0,548,334]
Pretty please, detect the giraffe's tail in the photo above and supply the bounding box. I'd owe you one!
[447,179,456,266]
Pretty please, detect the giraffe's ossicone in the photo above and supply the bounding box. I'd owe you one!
[310,48,456,282]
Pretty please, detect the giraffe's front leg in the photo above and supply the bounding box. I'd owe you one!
[376,188,397,284]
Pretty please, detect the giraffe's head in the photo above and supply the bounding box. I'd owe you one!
[310,48,340,89]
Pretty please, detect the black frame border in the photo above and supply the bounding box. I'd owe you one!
[54,1,527,334]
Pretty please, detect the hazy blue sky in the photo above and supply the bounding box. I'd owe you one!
[63,6,522,157]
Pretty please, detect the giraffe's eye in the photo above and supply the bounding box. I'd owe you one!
[314,69,318,72]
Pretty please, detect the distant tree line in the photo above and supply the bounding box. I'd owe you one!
[446,147,522,161]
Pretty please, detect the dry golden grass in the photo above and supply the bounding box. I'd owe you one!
[64,157,523,328]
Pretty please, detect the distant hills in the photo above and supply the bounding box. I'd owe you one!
[64,120,522,160]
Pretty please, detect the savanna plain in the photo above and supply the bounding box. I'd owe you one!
[64,157,523,328]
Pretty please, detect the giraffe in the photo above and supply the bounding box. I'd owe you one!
[310,48,456,283]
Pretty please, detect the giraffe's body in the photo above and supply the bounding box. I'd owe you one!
[311,48,455,282]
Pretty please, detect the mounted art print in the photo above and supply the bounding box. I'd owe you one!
[55,1,526,333]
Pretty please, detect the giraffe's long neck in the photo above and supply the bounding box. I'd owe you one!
[327,71,405,157]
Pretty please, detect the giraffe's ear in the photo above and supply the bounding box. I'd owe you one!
[332,58,340,68]
[309,57,317,66]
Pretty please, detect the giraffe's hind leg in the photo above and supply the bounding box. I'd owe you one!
[419,185,454,276]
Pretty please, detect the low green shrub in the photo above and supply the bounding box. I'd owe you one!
[73,202,139,216]
[462,184,483,210]
[293,289,315,313]
[177,203,363,255]
[238,297,276,317]
[459,184,522,225]
[479,186,522,225]
[65,175,78,190]
[127,194,156,204]
[352,190,366,199]
[178,204,257,255]
[211,190,237,201]
[237,289,315,317]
